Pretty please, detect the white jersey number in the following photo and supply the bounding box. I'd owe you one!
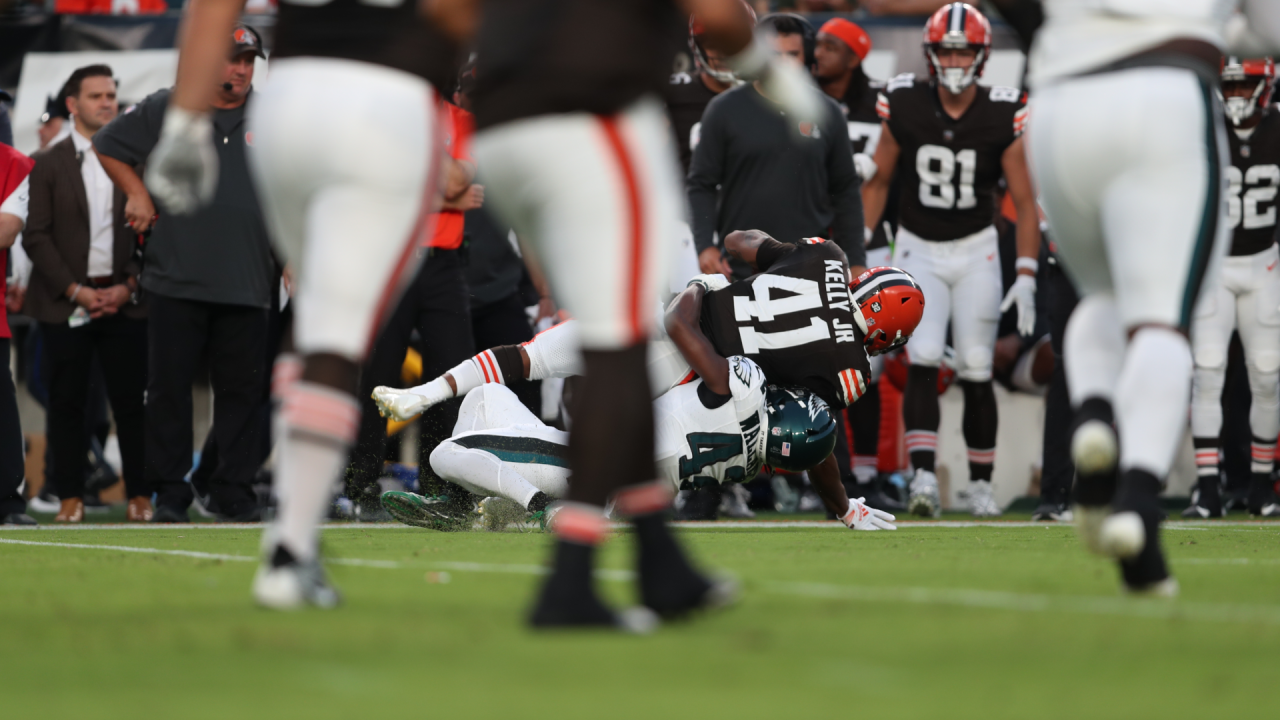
[848,121,882,156]
[1227,164,1280,230]
[916,144,976,210]
[732,275,831,354]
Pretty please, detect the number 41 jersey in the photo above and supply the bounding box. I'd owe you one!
[699,237,871,409]
[879,74,1027,241]
[1226,107,1280,257]
[655,355,768,490]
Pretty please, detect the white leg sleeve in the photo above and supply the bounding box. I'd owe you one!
[453,384,544,436]
[1063,293,1126,406]
[1116,327,1193,478]
[1238,256,1280,441]
[1190,281,1235,439]
[524,320,584,380]
[429,426,572,507]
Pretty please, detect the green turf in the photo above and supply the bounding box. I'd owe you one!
[3,521,1279,719]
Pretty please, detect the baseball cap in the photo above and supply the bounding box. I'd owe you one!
[819,18,872,61]
[231,23,266,60]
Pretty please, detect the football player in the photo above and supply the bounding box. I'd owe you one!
[1186,57,1280,520]
[667,4,754,177]
[1027,1,1280,594]
[374,232,924,422]
[861,3,1041,518]
[812,17,896,503]
[427,0,826,631]
[143,0,459,608]
[382,280,896,534]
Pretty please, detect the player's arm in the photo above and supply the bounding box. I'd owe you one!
[723,229,790,272]
[170,0,247,115]
[664,285,731,396]
[998,135,1042,336]
[98,154,156,233]
[809,453,896,530]
[861,122,899,233]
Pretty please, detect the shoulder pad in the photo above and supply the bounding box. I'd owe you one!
[886,73,916,93]
[988,86,1023,103]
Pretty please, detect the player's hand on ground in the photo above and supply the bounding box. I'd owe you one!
[687,273,730,294]
[999,273,1037,336]
[144,107,218,215]
[371,386,430,421]
[840,497,897,531]
[698,247,732,278]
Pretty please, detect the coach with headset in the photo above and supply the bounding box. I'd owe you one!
[94,23,276,523]
[687,13,865,280]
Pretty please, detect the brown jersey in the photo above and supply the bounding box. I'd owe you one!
[1226,108,1280,256]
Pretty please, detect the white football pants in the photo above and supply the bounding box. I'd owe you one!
[247,58,438,360]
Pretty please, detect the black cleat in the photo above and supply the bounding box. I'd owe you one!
[1107,470,1175,595]
[529,541,656,633]
[2,513,37,525]
[1031,502,1072,522]
[635,514,737,619]
[150,505,190,523]
[1181,476,1223,519]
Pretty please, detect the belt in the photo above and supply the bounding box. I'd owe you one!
[85,275,114,288]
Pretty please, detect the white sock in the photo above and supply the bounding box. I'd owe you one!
[1063,294,1125,406]
[524,321,583,380]
[274,381,361,562]
[1116,327,1192,478]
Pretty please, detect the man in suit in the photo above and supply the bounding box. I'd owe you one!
[24,64,149,523]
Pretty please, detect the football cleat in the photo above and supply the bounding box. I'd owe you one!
[477,496,527,531]
[1247,476,1280,517]
[908,469,941,518]
[966,480,1002,518]
[371,385,429,421]
[1125,577,1180,598]
[1031,502,1072,522]
[380,490,473,531]
[252,546,341,610]
[718,483,756,519]
[1181,477,1224,519]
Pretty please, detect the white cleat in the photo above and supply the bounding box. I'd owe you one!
[1125,577,1179,598]
[477,496,526,532]
[1071,420,1118,476]
[967,481,1002,518]
[252,550,341,610]
[1098,511,1146,560]
[1073,504,1110,556]
[371,386,429,422]
[908,470,941,518]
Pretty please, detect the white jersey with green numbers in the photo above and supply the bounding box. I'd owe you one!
[654,355,769,490]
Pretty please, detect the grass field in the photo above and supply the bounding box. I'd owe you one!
[3,518,1280,719]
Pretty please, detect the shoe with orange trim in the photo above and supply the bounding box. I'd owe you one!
[126,496,154,522]
[54,497,84,523]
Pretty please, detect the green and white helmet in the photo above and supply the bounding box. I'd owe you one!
[764,386,838,472]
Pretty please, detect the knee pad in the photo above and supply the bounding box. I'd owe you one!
[1246,364,1280,401]
[957,346,994,383]
[1248,350,1280,377]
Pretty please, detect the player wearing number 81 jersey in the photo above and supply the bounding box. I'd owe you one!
[861,2,1042,518]
[1188,57,1280,519]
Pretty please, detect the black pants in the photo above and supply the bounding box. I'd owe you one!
[1041,258,1079,507]
[0,339,27,516]
[145,294,267,516]
[471,291,540,416]
[42,316,147,499]
[347,249,475,502]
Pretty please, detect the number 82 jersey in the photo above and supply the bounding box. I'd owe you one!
[1225,108,1280,257]
[879,73,1026,241]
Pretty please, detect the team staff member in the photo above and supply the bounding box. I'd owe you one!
[94,25,275,523]
[24,65,150,523]
[0,142,33,525]
[344,96,482,519]
[688,13,865,280]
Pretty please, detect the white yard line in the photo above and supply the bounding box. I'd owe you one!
[1,520,1277,531]
[4,537,1280,626]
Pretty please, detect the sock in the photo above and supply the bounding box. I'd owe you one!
[567,346,654,506]
[549,501,609,546]
[274,381,361,562]
[1251,435,1276,476]
[620,481,712,616]
[1115,327,1193,478]
[903,365,940,473]
[1063,294,1125,407]
[960,379,997,483]
[524,320,584,380]
[1192,437,1219,479]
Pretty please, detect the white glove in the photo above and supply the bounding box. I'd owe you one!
[372,378,451,421]
[999,273,1037,337]
[853,152,878,182]
[840,497,897,531]
[726,36,825,130]
[687,273,730,293]
[144,106,218,215]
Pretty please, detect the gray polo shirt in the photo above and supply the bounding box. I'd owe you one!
[94,88,274,309]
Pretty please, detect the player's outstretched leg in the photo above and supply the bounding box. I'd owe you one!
[253,353,358,609]
[903,365,942,517]
[1097,327,1190,594]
